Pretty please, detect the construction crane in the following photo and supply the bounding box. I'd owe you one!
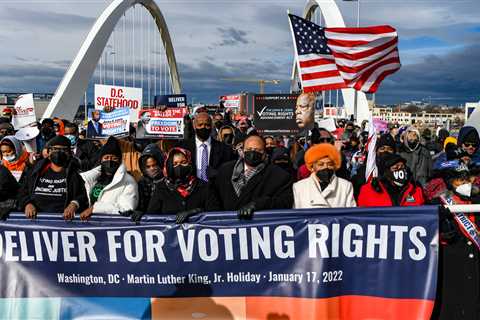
[221,78,280,94]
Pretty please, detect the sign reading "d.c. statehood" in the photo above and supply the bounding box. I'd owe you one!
[95,84,143,122]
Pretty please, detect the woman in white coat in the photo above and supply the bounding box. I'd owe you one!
[293,143,356,208]
[80,136,138,219]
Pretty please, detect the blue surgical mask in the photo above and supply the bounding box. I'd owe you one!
[65,134,78,146]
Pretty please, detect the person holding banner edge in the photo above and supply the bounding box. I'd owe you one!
[19,135,88,220]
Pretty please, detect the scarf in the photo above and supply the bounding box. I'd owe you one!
[231,159,266,197]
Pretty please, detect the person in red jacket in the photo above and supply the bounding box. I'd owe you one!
[358,153,425,207]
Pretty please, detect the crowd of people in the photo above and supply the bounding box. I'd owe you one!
[0,105,478,319]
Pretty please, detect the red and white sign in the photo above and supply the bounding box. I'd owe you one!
[136,107,187,140]
[95,84,143,122]
[12,94,36,129]
[220,95,241,109]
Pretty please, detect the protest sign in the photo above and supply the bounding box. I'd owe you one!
[373,118,389,133]
[11,94,36,129]
[95,84,142,122]
[136,107,187,139]
[86,108,130,139]
[254,94,299,136]
[154,94,187,108]
[317,118,337,132]
[220,95,241,109]
[0,207,438,319]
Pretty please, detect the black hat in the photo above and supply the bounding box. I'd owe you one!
[376,134,396,152]
[445,142,468,161]
[48,135,71,148]
[100,136,122,159]
[379,153,406,177]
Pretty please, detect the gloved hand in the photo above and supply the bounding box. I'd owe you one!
[439,206,459,243]
[176,208,202,224]
[238,202,256,220]
[119,210,133,217]
[119,210,144,223]
[0,207,11,221]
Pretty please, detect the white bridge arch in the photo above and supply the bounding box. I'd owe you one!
[291,0,369,123]
[43,0,182,120]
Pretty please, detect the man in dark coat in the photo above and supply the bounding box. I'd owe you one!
[18,135,88,220]
[398,126,432,186]
[213,135,293,219]
[64,121,100,171]
[177,112,235,181]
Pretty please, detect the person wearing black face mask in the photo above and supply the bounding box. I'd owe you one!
[212,135,293,219]
[293,143,356,208]
[146,147,220,223]
[177,112,235,182]
[79,136,138,220]
[218,125,236,147]
[19,135,88,220]
[399,126,432,186]
[36,118,56,151]
[358,153,425,207]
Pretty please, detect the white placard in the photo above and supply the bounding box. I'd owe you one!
[95,84,142,122]
[316,118,337,132]
[12,94,36,129]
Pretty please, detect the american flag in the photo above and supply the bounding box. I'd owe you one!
[288,14,401,93]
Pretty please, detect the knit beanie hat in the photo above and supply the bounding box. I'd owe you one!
[100,136,122,159]
[376,134,396,152]
[48,135,71,148]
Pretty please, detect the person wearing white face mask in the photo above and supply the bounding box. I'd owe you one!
[0,136,32,184]
[428,160,480,320]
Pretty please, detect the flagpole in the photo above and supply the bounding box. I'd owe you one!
[354,0,360,123]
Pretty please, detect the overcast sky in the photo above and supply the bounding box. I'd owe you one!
[0,0,479,106]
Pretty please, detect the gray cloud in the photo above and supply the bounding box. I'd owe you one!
[216,27,252,46]
[0,7,95,31]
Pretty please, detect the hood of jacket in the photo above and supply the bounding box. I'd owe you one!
[1,135,24,160]
[138,143,164,175]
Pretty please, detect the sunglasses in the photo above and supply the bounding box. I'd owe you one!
[463,143,477,148]
[319,137,333,143]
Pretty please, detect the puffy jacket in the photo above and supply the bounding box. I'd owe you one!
[358,179,425,207]
[81,164,138,214]
[293,174,356,208]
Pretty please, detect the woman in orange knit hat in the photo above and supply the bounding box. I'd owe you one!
[293,143,356,208]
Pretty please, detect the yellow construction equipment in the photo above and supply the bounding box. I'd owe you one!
[221,78,280,94]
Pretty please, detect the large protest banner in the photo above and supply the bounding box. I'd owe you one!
[254,94,299,136]
[95,84,142,122]
[0,207,438,319]
[86,108,130,139]
[136,107,187,139]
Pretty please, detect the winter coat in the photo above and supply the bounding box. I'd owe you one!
[358,179,425,207]
[213,161,293,211]
[0,136,31,184]
[146,180,220,214]
[293,174,356,208]
[430,194,480,320]
[73,139,100,172]
[18,158,88,212]
[81,164,138,214]
[399,144,432,186]
[0,165,19,210]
